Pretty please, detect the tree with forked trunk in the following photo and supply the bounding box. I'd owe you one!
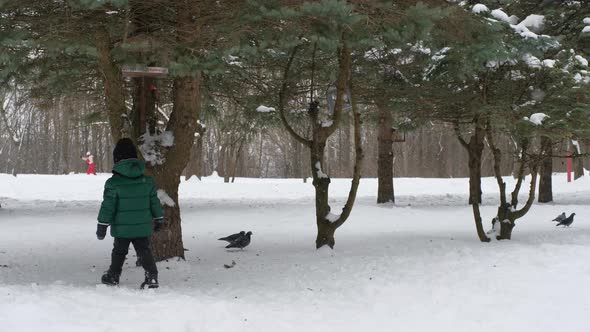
[454,115,489,242]
[234,0,448,247]
[486,128,539,240]
[276,41,363,249]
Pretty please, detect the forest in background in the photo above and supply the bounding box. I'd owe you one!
[0,94,582,179]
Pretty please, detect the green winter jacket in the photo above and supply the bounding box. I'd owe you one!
[97,159,163,238]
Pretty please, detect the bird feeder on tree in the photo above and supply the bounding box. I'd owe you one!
[120,34,169,137]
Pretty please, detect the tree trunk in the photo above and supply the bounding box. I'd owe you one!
[185,124,205,181]
[377,106,394,204]
[258,132,264,177]
[131,77,156,139]
[230,143,243,182]
[538,136,553,202]
[195,128,204,179]
[149,172,185,260]
[497,219,515,240]
[467,123,485,205]
[94,26,126,142]
[311,142,334,248]
[467,145,483,205]
[471,202,491,242]
[492,204,514,240]
[148,74,201,261]
[61,104,71,174]
[316,220,336,249]
[574,153,584,180]
[223,144,231,183]
[184,139,199,181]
[456,117,487,242]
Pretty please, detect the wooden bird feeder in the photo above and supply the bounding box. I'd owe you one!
[119,34,169,78]
[121,65,169,78]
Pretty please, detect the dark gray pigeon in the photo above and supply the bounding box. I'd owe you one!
[226,231,252,250]
[218,231,245,243]
[552,212,566,222]
[556,213,575,227]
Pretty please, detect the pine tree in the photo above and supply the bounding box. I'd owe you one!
[422,1,590,240]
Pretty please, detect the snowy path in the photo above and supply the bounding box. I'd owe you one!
[1,174,590,331]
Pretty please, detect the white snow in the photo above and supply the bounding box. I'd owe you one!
[584,18,590,25]
[325,212,340,223]
[523,54,542,68]
[1,173,590,331]
[542,59,556,68]
[511,23,538,39]
[139,130,175,166]
[508,15,519,25]
[518,15,544,33]
[572,140,581,154]
[574,55,588,67]
[364,48,401,60]
[491,9,511,23]
[471,4,489,14]
[321,120,333,128]
[431,47,451,61]
[583,26,590,34]
[159,131,174,147]
[410,41,431,55]
[224,55,242,66]
[157,189,176,207]
[256,105,276,113]
[315,161,329,179]
[486,217,501,237]
[527,113,549,125]
[519,30,539,39]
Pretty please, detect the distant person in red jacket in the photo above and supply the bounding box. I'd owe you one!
[82,152,96,175]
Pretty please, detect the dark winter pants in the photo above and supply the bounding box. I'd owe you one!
[109,237,157,276]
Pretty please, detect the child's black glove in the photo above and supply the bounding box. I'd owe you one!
[153,217,165,232]
[96,223,108,240]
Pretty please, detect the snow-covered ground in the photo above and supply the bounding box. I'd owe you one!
[1,173,589,332]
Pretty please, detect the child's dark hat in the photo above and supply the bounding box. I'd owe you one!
[113,138,138,163]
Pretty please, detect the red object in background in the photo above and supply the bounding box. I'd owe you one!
[566,151,572,183]
[85,158,96,175]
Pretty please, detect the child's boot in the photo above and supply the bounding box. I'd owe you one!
[101,270,120,286]
[140,272,159,289]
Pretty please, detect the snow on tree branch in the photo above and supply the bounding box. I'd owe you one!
[524,113,549,126]
[315,162,328,179]
[256,105,276,113]
[139,129,175,166]
[157,189,176,207]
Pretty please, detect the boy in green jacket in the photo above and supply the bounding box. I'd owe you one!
[96,138,164,289]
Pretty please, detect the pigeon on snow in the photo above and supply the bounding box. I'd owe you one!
[218,231,245,243]
[556,213,575,227]
[226,231,252,250]
[552,212,566,222]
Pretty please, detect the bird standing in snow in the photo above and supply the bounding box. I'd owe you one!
[556,213,575,227]
[218,231,245,243]
[552,212,566,222]
[226,231,252,250]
